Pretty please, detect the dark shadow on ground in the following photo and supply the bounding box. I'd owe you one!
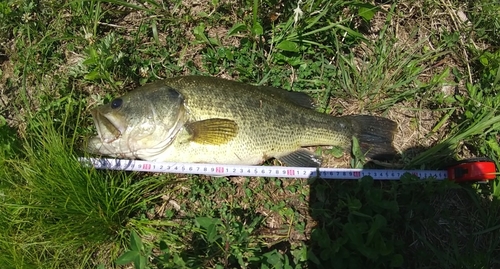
[307,145,500,268]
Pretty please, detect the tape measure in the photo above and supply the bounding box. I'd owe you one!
[79,157,497,182]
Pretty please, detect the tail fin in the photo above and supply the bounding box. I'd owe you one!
[343,115,397,160]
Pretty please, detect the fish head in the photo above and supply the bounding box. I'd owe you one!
[87,84,187,159]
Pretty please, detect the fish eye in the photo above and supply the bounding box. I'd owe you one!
[111,98,123,109]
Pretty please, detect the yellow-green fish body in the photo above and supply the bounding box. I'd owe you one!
[88,76,396,166]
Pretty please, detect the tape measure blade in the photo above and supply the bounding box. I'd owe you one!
[79,158,448,180]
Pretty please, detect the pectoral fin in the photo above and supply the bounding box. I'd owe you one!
[277,149,322,167]
[186,118,238,145]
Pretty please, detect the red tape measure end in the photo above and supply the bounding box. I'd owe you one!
[447,161,497,182]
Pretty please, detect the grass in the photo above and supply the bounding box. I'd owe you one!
[0,109,171,267]
[1,0,500,268]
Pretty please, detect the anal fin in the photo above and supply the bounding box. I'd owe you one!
[277,149,322,167]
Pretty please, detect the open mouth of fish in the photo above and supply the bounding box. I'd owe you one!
[91,109,125,143]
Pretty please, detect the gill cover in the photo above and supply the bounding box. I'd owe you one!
[88,83,186,158]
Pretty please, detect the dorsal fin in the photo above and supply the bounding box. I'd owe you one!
[258,86,316,109]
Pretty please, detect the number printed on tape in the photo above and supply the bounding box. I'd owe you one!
[80,158,448,180]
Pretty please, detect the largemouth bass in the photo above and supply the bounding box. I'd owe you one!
[87,76,397,167]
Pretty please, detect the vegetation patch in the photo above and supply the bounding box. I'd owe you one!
[1,0,499,268]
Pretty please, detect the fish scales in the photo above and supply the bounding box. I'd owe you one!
[156,76,352,164]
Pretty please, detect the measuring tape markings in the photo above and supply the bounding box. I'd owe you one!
[80,158,450,180]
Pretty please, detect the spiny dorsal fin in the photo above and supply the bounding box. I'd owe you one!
[186,118,238,145]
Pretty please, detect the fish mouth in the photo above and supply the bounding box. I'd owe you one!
[91,109,125,143]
